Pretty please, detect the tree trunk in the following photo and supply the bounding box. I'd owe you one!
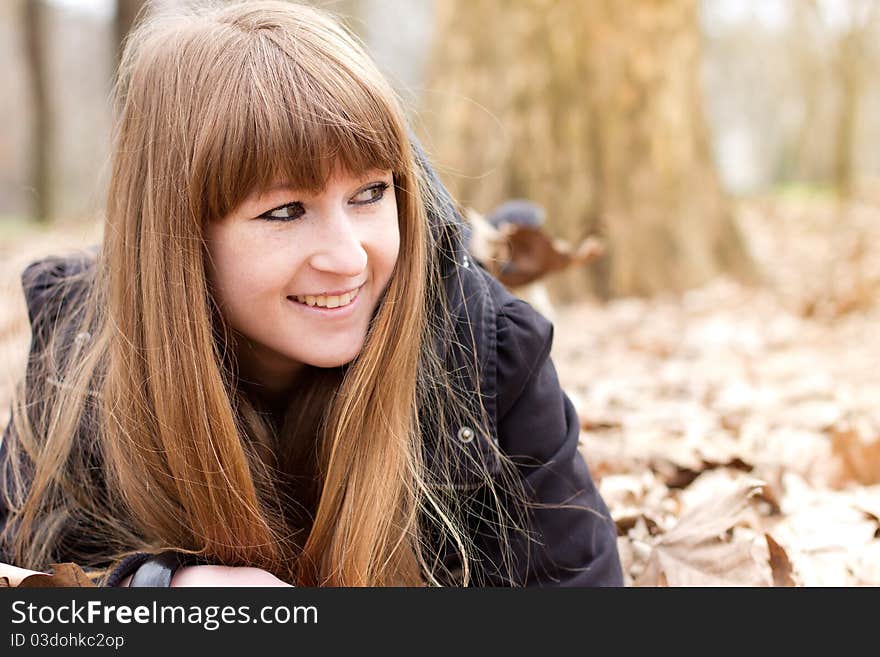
[23,0,50,223]
[834,30,859,200]
[829,2,879,200]
[421,0,754,299]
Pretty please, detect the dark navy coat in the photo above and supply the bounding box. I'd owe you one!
[1,154,623,587]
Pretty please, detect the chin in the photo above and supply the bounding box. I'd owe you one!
[303,344,365,369]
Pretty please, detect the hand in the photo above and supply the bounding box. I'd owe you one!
[170,565,292,587]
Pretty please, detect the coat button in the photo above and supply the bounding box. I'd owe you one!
[457,426,475,443]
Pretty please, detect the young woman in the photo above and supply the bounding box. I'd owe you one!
[0,0,622,587]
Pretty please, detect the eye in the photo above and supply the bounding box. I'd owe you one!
[256,180,390,222]
[259,201,305,222]
[351,182,390,205]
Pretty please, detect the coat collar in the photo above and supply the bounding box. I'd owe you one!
[412,137,503,488]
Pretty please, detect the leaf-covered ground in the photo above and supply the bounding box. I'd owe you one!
[553,195,880,585]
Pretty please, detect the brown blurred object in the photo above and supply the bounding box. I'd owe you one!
[464,202,603,290]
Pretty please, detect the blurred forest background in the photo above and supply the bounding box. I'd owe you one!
[2,0,880,585]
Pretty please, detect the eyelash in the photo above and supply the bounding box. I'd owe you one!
[259,181,391,222]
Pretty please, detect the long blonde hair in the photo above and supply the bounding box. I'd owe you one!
[1,0,530,586]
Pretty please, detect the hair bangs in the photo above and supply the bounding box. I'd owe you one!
[198,32,405,223]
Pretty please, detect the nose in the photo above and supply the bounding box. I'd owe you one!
[308,209,368,277]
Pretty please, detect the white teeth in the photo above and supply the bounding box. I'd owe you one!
[293,287,359,308]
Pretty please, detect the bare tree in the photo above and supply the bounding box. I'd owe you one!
[23,0,51,223]
[787,0,880,197]
[826,0,880,198]
[422,0,754,299]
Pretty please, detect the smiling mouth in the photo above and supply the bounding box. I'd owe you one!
[288,285,362,309]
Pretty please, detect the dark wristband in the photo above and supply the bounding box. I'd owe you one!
[128,551,188,587]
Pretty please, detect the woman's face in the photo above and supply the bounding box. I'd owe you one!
[205,165,400,392]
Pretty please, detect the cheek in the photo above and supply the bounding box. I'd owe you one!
[207,241,242,301]
[207,237,273,312]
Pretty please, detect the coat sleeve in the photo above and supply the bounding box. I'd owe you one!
[486,298,623,587]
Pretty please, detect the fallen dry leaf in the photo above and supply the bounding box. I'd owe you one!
[614,511,661,537]
[634,479,770,586]
[829,424,880,486]
[17,563,97,588]
[0,562,44,587]
[579,417,623,432]
[765,534,796,586]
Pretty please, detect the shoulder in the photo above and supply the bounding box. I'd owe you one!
[451,258,558,431]
[19,249,97,334]
[464,261,554,403]
[494,290,554,419]
[18,249,98,360]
